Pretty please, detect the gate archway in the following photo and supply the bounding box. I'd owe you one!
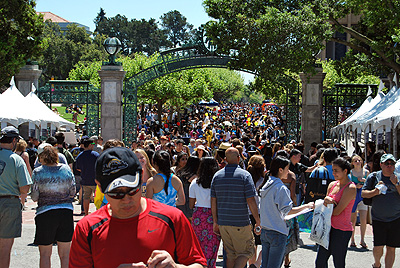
[123,30,300,144]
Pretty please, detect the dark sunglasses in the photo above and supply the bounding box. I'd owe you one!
[383,162,395,166]
[106,187,141,199]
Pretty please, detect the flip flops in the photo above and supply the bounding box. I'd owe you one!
[360,242,368,249]
[350,242,357,248]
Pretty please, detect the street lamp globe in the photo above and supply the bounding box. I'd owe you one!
[103,37,122,65]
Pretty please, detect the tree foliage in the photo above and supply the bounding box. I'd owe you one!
[68,54,246,119]
[159,10,194,48]
[94,10,169,55]
[0,0,44,86]
[203,0,400,93]
[38,21,107,80]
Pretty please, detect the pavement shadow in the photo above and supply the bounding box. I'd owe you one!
[347,246,369,252]
[299,244,318,252]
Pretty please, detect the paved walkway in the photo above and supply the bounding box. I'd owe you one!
[9,197,400,267]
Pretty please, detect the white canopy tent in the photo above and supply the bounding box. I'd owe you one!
[0,78,40,127]
[352,86,399,132]
[0,78,75,135]
[25,89,75,129]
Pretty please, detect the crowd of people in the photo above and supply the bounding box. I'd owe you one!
[0,101,400,268]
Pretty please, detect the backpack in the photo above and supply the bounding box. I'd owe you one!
[362,171,382,206]
[26,148,37,170]
[305,167,334,203]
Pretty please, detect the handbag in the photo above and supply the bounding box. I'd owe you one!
[305,167,333,203]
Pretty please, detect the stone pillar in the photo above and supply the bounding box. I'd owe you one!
[98,65,126,142]
[300,66,326,152]
[14,64,42,96]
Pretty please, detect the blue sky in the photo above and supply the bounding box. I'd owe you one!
[35,0,211,31]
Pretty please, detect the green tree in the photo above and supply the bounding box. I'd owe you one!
[160,10,194,47]
[94,8,106,32]
[203,68,246,101]
[0,0,44,86]
[39,21,107,80]
[203,0,400,91]
[95,12,168,55]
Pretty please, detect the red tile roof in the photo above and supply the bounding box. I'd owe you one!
[37,12,70,23]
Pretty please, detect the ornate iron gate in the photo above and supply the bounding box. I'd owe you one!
[323,84,378,140]
[284,76,301,143]
[37,80,101,138]
[122,27,300,144]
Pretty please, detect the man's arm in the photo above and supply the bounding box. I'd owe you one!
[389,174,400,195]
[246,197,261,235]
[19,185,30,195]
[362,173,380,198]
[211,197,219,235]
[361,188,380,198]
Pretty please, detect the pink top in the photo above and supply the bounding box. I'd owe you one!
[328,181,355,231]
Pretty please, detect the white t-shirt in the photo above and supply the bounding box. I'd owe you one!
[189,178,211,208]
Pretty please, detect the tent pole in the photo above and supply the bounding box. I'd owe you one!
[393,120,397,158]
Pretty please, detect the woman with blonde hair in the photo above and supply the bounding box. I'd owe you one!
[14,139,32,208]
[349,154,369,248]
[272,142,282,158]
[183,145,191,156]
[134,149,157,196]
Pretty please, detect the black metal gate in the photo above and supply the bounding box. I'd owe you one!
[323,84,378,140]
[37,80,100,139]
[284,76,301,143]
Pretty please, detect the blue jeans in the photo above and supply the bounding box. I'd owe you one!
[315,227,352,268]
[260,229,287,268]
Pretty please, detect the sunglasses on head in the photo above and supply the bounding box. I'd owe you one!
[106,187,141,199]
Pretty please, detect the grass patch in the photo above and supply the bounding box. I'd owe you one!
[55,106,86,124]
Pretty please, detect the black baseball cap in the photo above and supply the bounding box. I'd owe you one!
[95,147,142,193]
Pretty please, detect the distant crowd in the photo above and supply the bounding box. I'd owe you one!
[1,101,399,268]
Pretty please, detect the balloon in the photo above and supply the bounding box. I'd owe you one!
[247,121,251,126]
[164,124,168,128]
[177,122,180,126]
[254,121,258,126]
[213,116,217,120]
[249,111,252,115]
[247,117,251,121]
[205,113,208,116]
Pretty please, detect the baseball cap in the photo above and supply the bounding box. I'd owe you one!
[380,154,396,163]
[37,143,52,155]
[95,147,142,193]
[1,126,22,139]
[247,145,259,153]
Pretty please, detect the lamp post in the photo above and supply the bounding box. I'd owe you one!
[103,37,122,65]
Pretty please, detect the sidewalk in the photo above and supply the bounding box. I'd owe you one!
[9,197,400,268]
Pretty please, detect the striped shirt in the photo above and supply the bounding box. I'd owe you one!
[211,164,256,226]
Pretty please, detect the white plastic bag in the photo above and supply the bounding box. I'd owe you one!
[310,199,334,250]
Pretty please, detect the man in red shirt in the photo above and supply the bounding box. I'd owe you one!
[69,147,206,268]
